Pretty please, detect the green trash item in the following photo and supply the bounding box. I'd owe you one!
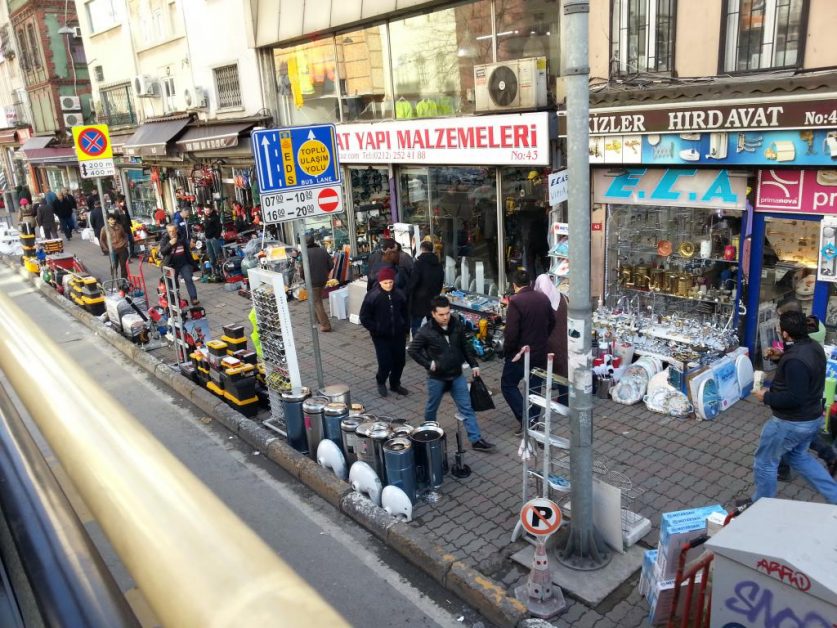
[248,307,263,360]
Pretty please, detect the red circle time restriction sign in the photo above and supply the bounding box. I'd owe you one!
[77,128,108,158]
[317,187,340,213]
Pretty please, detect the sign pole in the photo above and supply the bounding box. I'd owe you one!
[95,176,115,280]
[295,218,325,388]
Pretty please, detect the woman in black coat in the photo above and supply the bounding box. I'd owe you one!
[360,266,409,397]
[407,240,444,337]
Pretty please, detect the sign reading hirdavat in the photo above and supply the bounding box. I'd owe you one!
[558,99,837,136]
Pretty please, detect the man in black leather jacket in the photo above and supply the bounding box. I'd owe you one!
[408,295,495,452]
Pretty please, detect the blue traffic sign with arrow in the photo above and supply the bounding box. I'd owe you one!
[251,124,341,194]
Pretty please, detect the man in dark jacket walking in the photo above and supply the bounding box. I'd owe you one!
[408,240,444,337]
[202,206,224,276]
[751,310,837,504]
[304,236,334,332]
[159,223,199,305]
[36,195,58,239]
[360,267,409,397]
[114,196,135,257]
[408,295,495,451]
[54,189,76,240]
[501,269,556,432]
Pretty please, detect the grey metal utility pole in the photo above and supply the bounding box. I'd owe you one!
[295,218,325,388]
[558,0,610,570]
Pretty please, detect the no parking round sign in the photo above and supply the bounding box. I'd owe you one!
[520,498,562,537]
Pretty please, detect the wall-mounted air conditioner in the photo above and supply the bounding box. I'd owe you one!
[60,95,81,111]
[474,57,547,112]
[63,111,83,127]
[183,86,209,109]
[133,74,159,98]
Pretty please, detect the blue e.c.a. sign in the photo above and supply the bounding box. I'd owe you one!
[592,168,748,210]
[251,124,341,194]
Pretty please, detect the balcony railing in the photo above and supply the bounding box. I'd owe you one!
[98,110,136,127]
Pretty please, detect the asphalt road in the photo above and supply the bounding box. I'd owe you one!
[0,264,485,627]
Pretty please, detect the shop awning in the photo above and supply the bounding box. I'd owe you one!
[175,123,254,152]
[123,118,191,157]
[20,136,55,152]
[21,147,78,164]
[110,132,135,155]
[0,129,19,144]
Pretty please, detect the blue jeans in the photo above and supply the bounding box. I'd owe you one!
[753,416,837,504]
[206,237,224,272]
[501,358,544,425]
[175,264,198,302]
[425,375,481,443]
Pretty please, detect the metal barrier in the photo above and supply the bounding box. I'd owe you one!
[0,382,138,627]
[0,288,346,627]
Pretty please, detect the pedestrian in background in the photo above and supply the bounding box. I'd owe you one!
[501,269,555,434]
[360,267,409,397]
[369,238,414,276]
[368,247,408,292]
[408,295,495,451]
[304,235,334,332]
[17,198,36,232]
[99,213,129,280]
[114,195,135,258]
[54,189,76,240]
[407,239,444,337]
[202,206,224,276]
[751,310,837,504]
[534,273,569,380]
[160,222,200,306]
[36,194,58,239]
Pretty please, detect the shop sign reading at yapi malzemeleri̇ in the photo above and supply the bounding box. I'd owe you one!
[335,112,549,166]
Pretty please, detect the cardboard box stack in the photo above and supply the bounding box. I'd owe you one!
[639,504,727,625]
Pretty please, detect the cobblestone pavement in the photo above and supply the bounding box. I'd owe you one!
[52,235,829,627]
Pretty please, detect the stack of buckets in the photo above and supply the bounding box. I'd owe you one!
[280,384,448,504]
[19,223,39,274]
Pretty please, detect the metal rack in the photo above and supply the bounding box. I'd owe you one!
[511,349,651,549]
[162,265,189,366]
[248,268,302,436]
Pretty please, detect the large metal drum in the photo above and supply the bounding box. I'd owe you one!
[409,423,446,492]
[355,420,391,482]
[318,384,351,408]
[322,402,348,450]
[383,437,416,504]
[302,396,329,462]
[280,387,310,454]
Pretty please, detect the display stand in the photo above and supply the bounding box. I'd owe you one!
[248,268,302,436]
[511,351,650,550]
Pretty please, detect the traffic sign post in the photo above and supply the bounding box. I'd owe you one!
[251,124,346,389]
[72,124,116,279]
[515,498,566,619]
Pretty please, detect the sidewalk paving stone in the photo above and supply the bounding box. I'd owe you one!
[41,236,833,626]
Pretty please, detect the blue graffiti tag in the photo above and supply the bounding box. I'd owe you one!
[724,580,835,628]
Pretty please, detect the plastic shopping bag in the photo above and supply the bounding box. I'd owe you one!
[469,375,495,412]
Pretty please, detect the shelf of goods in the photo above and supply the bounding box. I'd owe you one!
[248,268,302,432]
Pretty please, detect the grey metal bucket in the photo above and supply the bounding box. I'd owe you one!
[280,387,310,454]
[383,437,416,504]
[302,396,329,462]
[409,423,445,492]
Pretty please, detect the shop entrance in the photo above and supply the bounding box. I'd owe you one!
[745,213,828,367]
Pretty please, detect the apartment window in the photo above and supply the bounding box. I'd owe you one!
[86,0,119,33]
[611,0,676,75]
[100,84,135,126]
[26,23,42,69]
[722,0,805,72]
[161,76,176,112]
[213,64,242,108]
[15,28,30,70]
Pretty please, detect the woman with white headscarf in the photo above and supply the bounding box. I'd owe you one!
[534,274,568,378]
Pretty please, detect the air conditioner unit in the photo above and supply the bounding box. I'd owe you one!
[474,57,548,113]
[133,74,159,98]
[183,86,208,109]
[60,95,81,111]
[63,111,83,127]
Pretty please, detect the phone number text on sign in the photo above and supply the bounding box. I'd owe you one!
[261,186,344,224]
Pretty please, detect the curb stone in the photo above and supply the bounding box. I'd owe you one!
[3,256,529,625]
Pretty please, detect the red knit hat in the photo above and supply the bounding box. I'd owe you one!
[377,267,396,282]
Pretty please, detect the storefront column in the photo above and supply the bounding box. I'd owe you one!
[494,168,505,294]
[744,213,766,356]
[343,165,357,256]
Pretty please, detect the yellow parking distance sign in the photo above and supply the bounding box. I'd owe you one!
[72,124,113,162]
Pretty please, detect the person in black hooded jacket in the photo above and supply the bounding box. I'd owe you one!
[360,266,409,397]
[407,240,444,337]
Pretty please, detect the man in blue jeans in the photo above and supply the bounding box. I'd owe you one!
[751,310,837,504]
[408,295,495,452]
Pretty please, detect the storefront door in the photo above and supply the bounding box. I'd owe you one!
[349,165,391,255]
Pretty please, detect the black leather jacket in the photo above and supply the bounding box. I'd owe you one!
[408,315,477,381]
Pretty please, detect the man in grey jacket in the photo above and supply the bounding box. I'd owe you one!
[304,236,334,332]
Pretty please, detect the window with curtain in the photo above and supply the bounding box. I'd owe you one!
[16,28,30,71]
[610,0,676,76]
[722,0,805,72]
[26,23,42,69]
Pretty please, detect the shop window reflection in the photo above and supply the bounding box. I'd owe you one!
[761,217,819,316]
[501,167,550,279]
[389,1,492,118]
[275,38,339,126]
[351,166,390,255]
[336,26,392,121]
[399,166,498,294]
[306,215,349,254]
